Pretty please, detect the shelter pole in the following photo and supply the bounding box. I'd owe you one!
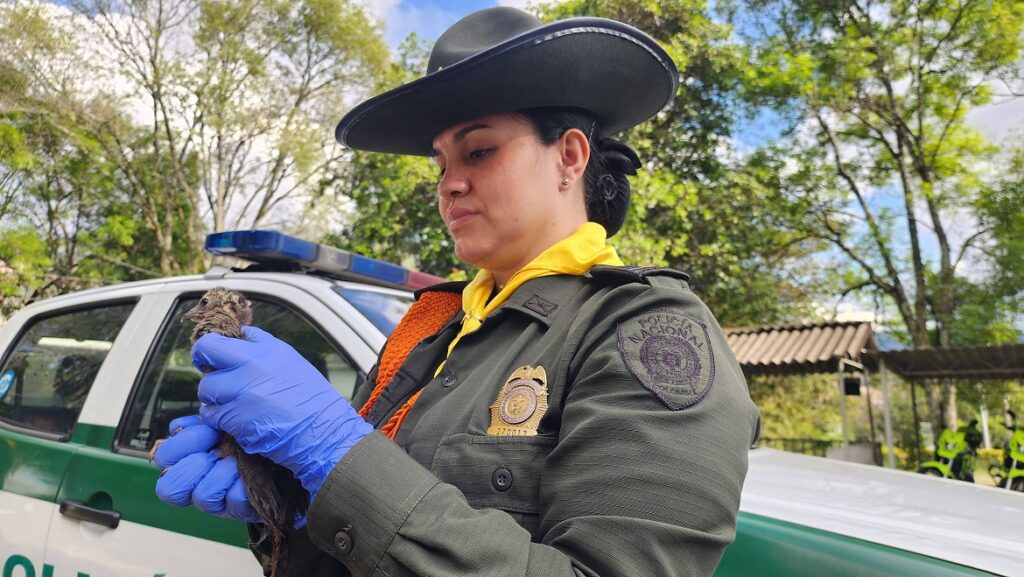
[979,384,991,449]
[864,367,877,450]
[910,380,922,465]
[839,361,849,452]
[880,360,896,469]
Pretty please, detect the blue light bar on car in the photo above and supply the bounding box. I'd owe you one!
[206,230,318,261]
[205,230,445,290]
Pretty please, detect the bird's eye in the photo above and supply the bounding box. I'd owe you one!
[200,298,208,306]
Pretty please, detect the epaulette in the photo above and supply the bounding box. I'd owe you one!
[585,265,690,284]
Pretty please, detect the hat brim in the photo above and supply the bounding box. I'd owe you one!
[336,18,679,156]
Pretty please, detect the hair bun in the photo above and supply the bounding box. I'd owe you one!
[589,138,641,235]
[597,138,641,177]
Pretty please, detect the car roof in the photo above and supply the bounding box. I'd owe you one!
[15,268,412,311]
[742,448,1024,575]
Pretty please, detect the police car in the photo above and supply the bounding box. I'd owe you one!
[1,231,1021,577]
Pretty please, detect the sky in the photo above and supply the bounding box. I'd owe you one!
[360,0,535,47]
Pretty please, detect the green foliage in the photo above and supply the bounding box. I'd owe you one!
[0,227,51,316]
[739,0,1024,336]
[749,374,845,440]
[737,0,1024,429]
[977,148,1024,300]
[1,0,391,294]
[0,121,33,171]
[327,148,463,276]
[539,0,824,326]
[327,35,466,277]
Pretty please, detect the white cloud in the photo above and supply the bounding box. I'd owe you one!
[497,0,539,8]
[355,0,401,26]
[966,94,1024,143]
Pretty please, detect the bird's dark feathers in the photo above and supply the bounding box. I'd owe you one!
[184,287,253,342]
[183,288,308,577]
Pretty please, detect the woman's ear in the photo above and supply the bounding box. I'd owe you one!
[558,127,590,183]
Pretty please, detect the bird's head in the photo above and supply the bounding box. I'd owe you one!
[184,288,253,326]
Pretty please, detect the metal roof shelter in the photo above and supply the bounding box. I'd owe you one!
[725,322,876,375]
[723,321,1024,468]
[872,344,1024,380]
[725,322,879,462]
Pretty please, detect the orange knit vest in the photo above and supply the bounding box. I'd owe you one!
[357,290,463,439]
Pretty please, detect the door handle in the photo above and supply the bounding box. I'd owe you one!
[59,499,121,529]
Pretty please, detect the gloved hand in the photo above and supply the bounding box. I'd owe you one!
[154,415,260,523]
[192,326,373,503]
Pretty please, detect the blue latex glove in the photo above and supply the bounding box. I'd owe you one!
[192,326,373,503]
[154,415,260,523]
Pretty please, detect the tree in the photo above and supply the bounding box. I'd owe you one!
[2,0,392,305]
[63,0,389,274]
[536,0,827,327]
[740,0,1024,428]
[977,147,1024,305]
[0,5,132,309]
[325,35,467,277]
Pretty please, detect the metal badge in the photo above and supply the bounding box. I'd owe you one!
[487,365,549,436]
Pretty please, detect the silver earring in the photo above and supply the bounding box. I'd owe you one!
[560,177,570,186]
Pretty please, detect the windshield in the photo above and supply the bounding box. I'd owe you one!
[334,287,412,335]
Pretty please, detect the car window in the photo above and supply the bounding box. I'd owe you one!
[334,287,412,335]
[118,295,360,452]
[0,303,135,438]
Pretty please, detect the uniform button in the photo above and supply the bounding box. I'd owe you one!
[492,468,513,491]
[334,529,354,555]
[441,374,458,388]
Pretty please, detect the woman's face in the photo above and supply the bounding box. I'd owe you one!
[431,113,588,283]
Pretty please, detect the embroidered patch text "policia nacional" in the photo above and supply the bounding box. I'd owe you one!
[488,365,549,436]
[617,309,715,410]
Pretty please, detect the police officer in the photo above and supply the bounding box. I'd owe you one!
[155,7,760,577]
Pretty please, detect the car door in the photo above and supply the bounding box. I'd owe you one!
[44,282,368,577]
[0,299,137,576]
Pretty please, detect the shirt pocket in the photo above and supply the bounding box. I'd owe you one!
[431,433,557,538]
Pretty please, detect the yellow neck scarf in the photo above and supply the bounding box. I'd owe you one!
[439,222,622,371]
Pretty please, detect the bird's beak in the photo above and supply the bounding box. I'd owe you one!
[182,305,202,323]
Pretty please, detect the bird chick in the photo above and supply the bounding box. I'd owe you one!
[183,287,252,342]
[172,288,307,577]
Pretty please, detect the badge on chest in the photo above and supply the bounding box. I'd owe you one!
[487,365,549,436]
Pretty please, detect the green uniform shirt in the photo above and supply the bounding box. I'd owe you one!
[254,267,760,577]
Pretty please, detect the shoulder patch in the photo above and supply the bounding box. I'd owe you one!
[616,309,714,410]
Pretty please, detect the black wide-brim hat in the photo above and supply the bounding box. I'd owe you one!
[336,7,679,156]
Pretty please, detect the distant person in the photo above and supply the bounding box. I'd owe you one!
[961,418,983,451]
[154,7,760,577]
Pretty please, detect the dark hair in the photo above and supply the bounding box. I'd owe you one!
[513,107,641,236]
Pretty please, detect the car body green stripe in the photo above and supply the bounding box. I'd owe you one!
[0,426,74,502]
[717,511,998,577]
[56,444,248,548]
[2,423,247,548]
[70,422,116,449]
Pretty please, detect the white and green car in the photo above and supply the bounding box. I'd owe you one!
[1,232,1021,577]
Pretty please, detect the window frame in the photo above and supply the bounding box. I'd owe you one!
[113,290,364,459]
[0,298,140,443]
